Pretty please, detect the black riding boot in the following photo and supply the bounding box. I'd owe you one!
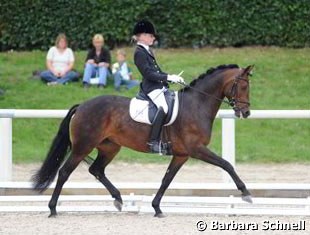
[148,107,172,155]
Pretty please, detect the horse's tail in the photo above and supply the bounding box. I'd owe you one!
[32,104,79,192]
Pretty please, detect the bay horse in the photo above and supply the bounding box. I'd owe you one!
[32,64,254,218]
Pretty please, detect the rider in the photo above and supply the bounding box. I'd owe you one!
[133,19,185,154]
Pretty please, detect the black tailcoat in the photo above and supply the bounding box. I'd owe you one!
[134,45,168,94]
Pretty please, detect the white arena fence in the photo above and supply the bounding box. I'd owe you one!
[0,109,309,215]
[0,182,310,215]
[0,109,309,182]
[1,194,309,216]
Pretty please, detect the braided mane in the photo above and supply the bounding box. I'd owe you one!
[181,64,239,91]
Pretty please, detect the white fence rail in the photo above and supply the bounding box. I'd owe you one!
[1,194,309,215]
[1,182,310,215]
[0,109,310,182]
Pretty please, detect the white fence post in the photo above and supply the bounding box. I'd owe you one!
[222,118,235,183]
[0,118,12,181]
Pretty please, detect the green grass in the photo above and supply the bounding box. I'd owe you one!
[0,47,309,164]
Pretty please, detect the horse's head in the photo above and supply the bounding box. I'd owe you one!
[224,65,254,119]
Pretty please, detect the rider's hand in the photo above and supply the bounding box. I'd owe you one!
[167,74,185,84]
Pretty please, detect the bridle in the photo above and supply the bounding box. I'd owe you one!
[228,73,251,112]
[179,70,250,111]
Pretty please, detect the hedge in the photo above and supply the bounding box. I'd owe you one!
[0,0,309,50]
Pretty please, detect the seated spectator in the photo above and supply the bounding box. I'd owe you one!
[40,33,79,85]
[82,34,111,89]
[112,49,139,92]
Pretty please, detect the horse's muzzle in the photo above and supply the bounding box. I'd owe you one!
[242,110,251,118]
[234,108,250,119]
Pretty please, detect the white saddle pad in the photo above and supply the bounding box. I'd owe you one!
[129,91,179,126]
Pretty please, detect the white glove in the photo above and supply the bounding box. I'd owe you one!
[167,74,185,84]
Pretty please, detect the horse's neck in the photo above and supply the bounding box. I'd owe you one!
[193,75,225,119]
[178,76,224,140]
[179,88,221,140]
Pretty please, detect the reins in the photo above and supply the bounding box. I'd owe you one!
[133,69,250,122]
[177,72,250,110]
[178,82,232,106]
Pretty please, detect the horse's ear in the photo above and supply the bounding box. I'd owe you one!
[243,64,254,76]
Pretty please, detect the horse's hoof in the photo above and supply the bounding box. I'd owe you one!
[48,208,57,218]
[114,199,123,212]
[48,213,57,218]
[242,195,253,204]
[154,212,166,218]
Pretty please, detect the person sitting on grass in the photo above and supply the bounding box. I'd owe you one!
[82,34,111,89]
[112,49,139,92]
[40,33,79,85]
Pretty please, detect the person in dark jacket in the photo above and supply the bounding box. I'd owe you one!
[133,19,185,154]
[82,34,111,88]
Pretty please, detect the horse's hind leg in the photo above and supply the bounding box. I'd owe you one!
[88,142,123,211]
[152,156,188,217]
[192,146,252,203]
[48,152,85,217]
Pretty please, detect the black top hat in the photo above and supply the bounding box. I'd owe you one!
[133,19,156,36]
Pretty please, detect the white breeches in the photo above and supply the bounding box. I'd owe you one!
[148,88,168,114]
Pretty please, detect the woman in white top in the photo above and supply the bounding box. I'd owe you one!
[40,34,79,85]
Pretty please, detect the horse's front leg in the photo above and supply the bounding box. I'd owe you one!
[191,146,252,203]
[152,156,188,218]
